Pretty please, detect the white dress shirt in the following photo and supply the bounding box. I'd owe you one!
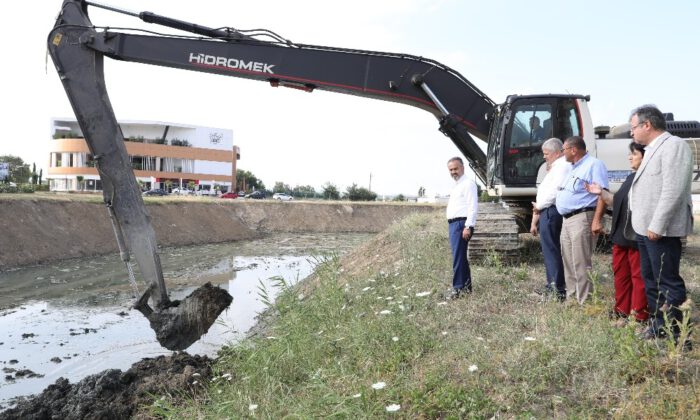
[535,156,571,210]
[446,174,478,227]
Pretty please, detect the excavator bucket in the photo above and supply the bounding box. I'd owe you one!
[137,283,233,351]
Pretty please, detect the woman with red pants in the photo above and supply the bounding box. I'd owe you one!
[587,142,648,326]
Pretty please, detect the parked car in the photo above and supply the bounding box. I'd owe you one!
[220,192,238,199]
[171,188,193,195]
[245,190,266,199]
[143,189,168,196]
[272,193,293,201]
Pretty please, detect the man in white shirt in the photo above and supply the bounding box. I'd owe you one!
[530,138,571,301]
[446,157,478,299]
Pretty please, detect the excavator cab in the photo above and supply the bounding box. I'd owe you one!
[487,94,586,190]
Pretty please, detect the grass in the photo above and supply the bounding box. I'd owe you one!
[144,212,699,418]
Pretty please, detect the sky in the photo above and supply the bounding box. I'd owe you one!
[1,0,699,197]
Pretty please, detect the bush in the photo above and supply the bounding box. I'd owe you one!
[345,183,377,201]
[170,139,191,147]
[0,183,35,193]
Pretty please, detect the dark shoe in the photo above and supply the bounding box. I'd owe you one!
[681,340,693,352]
[534,285,555,296]
[639,327,656,341]
[447,288,468,300]
[638,327,667,341]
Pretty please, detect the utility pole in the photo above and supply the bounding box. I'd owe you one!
[369,172,372,191]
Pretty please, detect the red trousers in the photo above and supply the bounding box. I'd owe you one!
[612,244,648,321]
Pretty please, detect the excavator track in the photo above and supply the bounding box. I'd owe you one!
[468,201,522,260]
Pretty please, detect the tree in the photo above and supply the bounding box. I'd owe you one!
[187,181,196,191]
[418,186,426,198]
[292,184,316,198]
[31,163,38,185]
[322,182,340,200]
[273,181,292,194]
[392,194,406,202]
[236,169,265,192]
[0,155,31,184]
[76,175,84,191]
[38,169,43,185]
[164,179,173,191]
[345,183,377,201]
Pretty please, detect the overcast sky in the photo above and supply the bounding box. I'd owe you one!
[1,0,699,196]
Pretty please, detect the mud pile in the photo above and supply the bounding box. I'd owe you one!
[1,352,211,419]
[144,282,233,350]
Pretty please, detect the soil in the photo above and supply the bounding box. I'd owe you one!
[0,194,440,270]
[144,282,234,351]
[0,195,438,417]
[0,352,211,420]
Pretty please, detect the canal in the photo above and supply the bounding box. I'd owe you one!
[0,233,372,407]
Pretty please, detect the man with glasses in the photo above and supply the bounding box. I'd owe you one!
[555,136,609,304]
[628,105,693,346]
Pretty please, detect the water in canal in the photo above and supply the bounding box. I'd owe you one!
[0,233,372,408]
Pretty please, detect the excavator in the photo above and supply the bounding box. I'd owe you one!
[48,0,700,349]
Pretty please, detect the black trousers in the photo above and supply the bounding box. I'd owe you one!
[636,234,686,338]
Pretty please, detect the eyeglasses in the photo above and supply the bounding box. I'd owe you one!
[562,146,573,151]
[630,121,646,131]
[558,175,589,193]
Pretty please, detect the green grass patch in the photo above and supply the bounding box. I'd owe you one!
[150,212,700,418]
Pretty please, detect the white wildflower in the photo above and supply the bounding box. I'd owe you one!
[398,305,405,311]
[249,404,258,411]
[392,336,399,342]
[217,389,222,394]
[362,286,372,292]
[379,310,392,315]
[477,337,485,341]
[371,381,386,390]
[415,291,431,297]
[192,380,198,385]
[437,302,448,306]
[468,365,478,372]
[385,296,393,300]
[222,373,232,379]
[352,393,362,398]
[266,336,277,340]
[524,336,536,341]
[386,404,401,412]
[298,293,305,300]
[192,373,201,377]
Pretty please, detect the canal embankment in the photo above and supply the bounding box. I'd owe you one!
[0,195,441,269]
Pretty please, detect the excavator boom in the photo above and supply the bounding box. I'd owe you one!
[47,0,515,350]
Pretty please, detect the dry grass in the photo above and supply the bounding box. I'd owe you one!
[145,212,700,418]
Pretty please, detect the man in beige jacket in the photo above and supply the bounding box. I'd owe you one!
[628,105,693,343]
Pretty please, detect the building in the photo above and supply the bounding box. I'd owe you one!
[48,118,239,193]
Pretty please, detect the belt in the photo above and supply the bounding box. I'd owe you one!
[562,206,597,219]
[447,217,467,224]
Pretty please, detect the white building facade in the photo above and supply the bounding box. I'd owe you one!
[48,118,239,193]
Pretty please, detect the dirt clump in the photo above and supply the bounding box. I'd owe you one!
[143,282,233,351]
[1,352,211,420]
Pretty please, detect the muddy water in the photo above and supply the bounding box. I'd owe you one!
[0,233,372,408]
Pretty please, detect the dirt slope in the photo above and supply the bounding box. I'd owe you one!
[0,196,440,269]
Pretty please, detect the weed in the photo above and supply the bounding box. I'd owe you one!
[157,211,700,418]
